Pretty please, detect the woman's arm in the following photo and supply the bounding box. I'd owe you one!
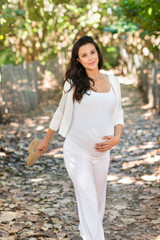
[44,128,56,142]
[114,76,124,126]
[37,128,56,154]
[49,81,71,131]
[114,123,124,140]
[37,80,72,154]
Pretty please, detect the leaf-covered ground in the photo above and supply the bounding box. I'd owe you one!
[0,75,160,240]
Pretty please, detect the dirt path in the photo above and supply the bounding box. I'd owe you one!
[0,74,160,240]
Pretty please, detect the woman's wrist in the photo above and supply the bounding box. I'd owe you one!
[114,135,121,143]
[114,124,123,141]
[44,135,53,143]
[43,137,50,143]
[44,128,55,142]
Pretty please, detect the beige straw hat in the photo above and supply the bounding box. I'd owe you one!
[26,137,53,167]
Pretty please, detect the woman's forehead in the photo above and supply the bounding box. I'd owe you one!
[78,43,96,54]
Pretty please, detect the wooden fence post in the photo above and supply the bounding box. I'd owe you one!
[152,63,157,109]
[148,63,154,107]
[155,63,160,113]
[140,62,149,103]
[139,61,160,113]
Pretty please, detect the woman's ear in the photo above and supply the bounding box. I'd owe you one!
[77,58,81,63]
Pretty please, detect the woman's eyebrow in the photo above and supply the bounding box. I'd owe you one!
[80,48,96,55]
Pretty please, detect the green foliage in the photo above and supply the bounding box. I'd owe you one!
[104,20,138,34]
[1,0,159,67]
[0,0,112,65]
[120,0,160,35]
[0,49,24,66]
[104,47,119,69]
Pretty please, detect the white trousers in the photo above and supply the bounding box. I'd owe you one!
[63,137,111,240]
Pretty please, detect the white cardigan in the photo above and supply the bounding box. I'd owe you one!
[49,73,124,138]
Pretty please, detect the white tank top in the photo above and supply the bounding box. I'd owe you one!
[67,86,117,156]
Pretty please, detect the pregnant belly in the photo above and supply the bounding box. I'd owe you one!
[67,123,114,157]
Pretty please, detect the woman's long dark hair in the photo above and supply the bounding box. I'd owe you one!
[64,36,103,102]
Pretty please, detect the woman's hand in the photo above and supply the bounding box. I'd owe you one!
[94,135,120,152]
[37,139,49,154]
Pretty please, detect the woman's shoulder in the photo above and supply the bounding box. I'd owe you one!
[100,72,120,89]
[107,73,119,82]
[100,70,119,83]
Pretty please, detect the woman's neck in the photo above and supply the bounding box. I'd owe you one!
[86,69,101,82]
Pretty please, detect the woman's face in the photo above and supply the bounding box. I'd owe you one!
[77,43,99,70]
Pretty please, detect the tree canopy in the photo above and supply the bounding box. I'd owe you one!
[0,0,159,66]
[120,0,160,35]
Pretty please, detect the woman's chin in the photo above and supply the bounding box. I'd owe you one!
[86,64,98,71]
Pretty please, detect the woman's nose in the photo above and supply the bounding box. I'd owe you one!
[88,54,93,60]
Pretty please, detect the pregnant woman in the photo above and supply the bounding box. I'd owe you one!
[38,36,124,240]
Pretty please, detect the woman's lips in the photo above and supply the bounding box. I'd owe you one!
[88,61,95,65]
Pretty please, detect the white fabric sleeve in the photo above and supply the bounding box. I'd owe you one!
[114,77,124,126]
[49,81,71,131]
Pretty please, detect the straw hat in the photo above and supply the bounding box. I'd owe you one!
[26,137,53,167]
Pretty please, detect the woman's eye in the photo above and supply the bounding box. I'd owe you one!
[82,54,86,57]
[91,51,95,54]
